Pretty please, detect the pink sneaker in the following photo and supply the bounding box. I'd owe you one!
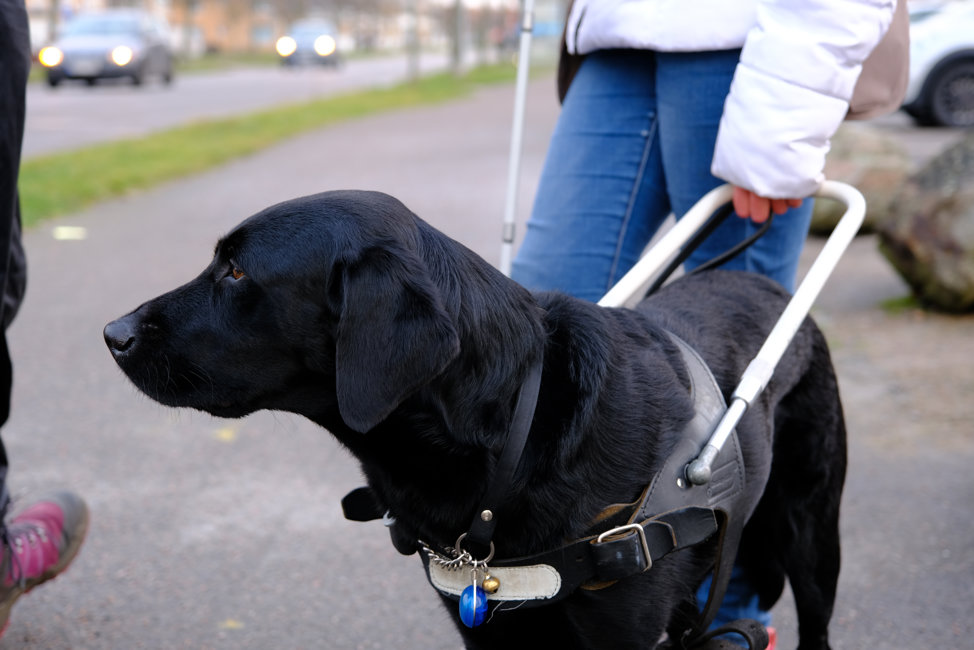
[0,491,89,637]
[766,626,777,650]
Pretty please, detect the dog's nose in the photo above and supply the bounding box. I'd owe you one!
[104,317,136,355]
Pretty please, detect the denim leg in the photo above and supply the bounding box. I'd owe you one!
[655,50,813,293]
[517,49,812,638]
[697,568,773,629]
[512,50,672,302]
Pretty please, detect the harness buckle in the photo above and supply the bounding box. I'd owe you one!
[596,523,652,571]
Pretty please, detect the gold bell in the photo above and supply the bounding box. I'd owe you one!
[482,575,501,594]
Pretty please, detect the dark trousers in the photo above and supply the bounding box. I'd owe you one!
[0,0,34,509]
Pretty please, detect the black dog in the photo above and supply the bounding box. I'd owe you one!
[104,190,846,650]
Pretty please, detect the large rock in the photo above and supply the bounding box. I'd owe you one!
[810,122,913,235]
[877,130,974,312]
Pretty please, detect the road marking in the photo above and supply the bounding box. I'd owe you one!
[52,226,88,241]
[219,618,245,630]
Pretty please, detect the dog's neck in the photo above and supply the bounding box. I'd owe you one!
[343,234,551,553]
[317,225,693,557]
[338,303,692,559]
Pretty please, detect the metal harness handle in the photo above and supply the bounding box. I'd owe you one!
[599,181,867,484]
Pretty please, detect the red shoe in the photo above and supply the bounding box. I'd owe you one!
[0,491,89,637]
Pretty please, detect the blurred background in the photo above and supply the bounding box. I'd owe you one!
[4,0,974,648]
[24,0,567,68]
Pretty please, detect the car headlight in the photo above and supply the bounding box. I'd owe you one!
[111,46,134,67]
[276,36,297,57]
[314,35,336,57]
[38,46,64,67]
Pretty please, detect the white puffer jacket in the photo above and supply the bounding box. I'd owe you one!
[565,0,897,198]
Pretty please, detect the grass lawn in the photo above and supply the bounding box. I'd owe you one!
[19,63,520,227]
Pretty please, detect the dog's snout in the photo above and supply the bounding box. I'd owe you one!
[104,317,137,355]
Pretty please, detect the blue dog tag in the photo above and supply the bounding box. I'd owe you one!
[459,584,487,628]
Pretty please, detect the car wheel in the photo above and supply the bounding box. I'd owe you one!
[46,75,61,88]
[927,59,974,127]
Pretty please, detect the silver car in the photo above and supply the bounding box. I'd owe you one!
[39,9,175,88]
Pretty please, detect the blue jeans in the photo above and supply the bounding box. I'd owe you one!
[512,49,806,636]
[512,49,813,301]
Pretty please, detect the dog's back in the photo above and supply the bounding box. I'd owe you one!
[637,271,847,647]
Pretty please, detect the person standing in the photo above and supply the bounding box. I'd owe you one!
[511,0,898,643]
[0,0,90,636]
[513,0,897,299]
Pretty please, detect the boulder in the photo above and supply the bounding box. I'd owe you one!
[810,122,913,235]
[877,130,974,313]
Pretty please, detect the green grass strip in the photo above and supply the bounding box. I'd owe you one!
[880,294,922,314]
[19,63,519,227]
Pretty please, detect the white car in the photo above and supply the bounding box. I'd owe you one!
[901,0,974,126]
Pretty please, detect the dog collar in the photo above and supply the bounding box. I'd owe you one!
[342,332,747,635]
[461,356,544,558]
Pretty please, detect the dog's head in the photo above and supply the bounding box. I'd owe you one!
[104,190,462,433]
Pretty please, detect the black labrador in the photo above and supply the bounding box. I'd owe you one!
[104,190,846,650]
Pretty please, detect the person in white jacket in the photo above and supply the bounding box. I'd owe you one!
[510,0,897,644]
[512,0,897,300]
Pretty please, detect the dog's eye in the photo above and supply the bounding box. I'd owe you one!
[223,261,246,282]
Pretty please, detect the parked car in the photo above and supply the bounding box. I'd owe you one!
[38,9,174,88]
[275,19,341,67]
[901,0,974,127]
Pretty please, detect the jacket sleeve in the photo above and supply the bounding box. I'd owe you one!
[711,0,897,198]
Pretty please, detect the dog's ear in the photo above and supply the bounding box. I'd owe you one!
[334,246,459,433]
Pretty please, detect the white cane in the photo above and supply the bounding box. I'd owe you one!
[499,0,535,277]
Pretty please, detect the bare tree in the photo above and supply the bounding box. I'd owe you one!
[405,0,420,80]
[47,0,60,40]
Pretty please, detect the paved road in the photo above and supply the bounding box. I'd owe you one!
[2,75,972,649]
[22,53,450,159]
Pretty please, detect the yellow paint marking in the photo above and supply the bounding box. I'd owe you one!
[219,618,245,630]
[215,427,237,442]
[52,226,88,241]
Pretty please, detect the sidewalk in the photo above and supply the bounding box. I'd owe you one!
[3,74,972,648]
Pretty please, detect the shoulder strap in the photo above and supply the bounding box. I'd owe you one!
[664,333,750,644]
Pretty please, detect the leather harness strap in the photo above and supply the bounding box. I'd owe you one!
[421,504,721,602]
[465,358,544,553]
[342,331,750,640]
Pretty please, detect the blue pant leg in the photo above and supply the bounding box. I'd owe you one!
[512,50,672,302]
[655,49,813,293]
[518,48,803,639]
[697,569,773,629]
[654,50,782,640]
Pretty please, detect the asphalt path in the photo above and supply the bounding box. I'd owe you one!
[22,53,450,159]
[2,73,972,648]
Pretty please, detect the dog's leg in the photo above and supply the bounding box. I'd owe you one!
[744,340,847,650]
